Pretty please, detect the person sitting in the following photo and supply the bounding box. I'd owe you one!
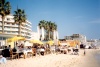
[18,46,24,58]
[2,46,10,58]
[12,47,17,55]
[40,46,45,56]
[0,55,7,64]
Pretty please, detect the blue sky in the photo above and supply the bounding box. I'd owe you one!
[8,0,100,39]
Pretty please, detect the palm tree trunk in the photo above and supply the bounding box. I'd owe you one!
[2,17,5,33]
[48,31,50,40]
[19,23,21,36]
[51,31,53,40]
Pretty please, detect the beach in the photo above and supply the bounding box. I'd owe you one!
[0,49,100,67]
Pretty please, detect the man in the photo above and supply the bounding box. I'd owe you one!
[0,55,7,64]
[2,46,10,58]
[8,45,12,51]
[76,43,79,49]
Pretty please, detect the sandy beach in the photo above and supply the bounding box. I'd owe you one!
[0,49,100,67]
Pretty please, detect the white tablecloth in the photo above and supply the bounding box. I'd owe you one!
[17,49,32,55]
[40,49,45,52]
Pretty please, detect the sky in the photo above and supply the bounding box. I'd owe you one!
[8,0,100,39]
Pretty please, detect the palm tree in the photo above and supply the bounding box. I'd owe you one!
[13,8,26,36]
[48,22,57,40]
[0,0,11,33]
[38,20,57,41]
[38,20,46,40]
[45,21,50,40]
[50,22,57,40]
[38,20,46,29]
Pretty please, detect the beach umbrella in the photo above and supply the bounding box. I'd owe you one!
[38,41,44,44]
[7,36,26,48]
[58,41,61,45]
[47,40,54,45]
[30,40,39,43]
[30,40,43,44]
[7,36,26,42]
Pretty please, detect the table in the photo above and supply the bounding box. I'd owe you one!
[17,49,33,59]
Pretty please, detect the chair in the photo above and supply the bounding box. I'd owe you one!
[10,50,19,60]
[32,48,37,57]
[45,48,51,54]
[26,48,36,58]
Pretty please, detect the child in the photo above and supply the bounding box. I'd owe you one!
[0,55,7,64]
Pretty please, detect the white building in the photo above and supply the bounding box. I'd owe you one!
[72,34,87,44]
[65,34,87,44]
[0,15,32,46]
[30,32,39,40]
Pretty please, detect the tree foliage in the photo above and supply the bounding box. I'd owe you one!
[38,20,57,40]
[0,0,11,33]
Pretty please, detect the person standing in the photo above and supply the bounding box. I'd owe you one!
[76,43,79,49]
[8,45,12,51]
[84,49,86,56]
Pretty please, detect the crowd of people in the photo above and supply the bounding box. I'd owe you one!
[0,43,81,64]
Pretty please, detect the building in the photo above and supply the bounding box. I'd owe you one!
[30,32,40,40]
[65,34,87,44]
[0,15,32,46]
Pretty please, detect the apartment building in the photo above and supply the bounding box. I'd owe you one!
[0,15,32,46]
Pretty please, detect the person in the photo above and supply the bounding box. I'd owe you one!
[0,55,7,64]
[40,46,45,56]
[2,46,10,58]
[84,49,86,56]
[8,45,12,51]
[55,45,60,54]
[76,43,79,49]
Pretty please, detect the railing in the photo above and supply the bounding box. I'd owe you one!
[4,28,18,31]
[4,24,18,27]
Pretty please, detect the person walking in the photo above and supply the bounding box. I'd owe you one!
[84,49,86,56]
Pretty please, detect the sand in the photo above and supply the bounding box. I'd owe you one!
[0,49,100,67]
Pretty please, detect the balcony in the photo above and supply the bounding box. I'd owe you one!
[25,24,32,28]
[25,27,32,31]
[21,33,26,36]
[5,20,14,22]
[4,32,18,35]
[4,24,18,27]
[21,26,25,29]
[21,30,27,33]
[4,28,18,31]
